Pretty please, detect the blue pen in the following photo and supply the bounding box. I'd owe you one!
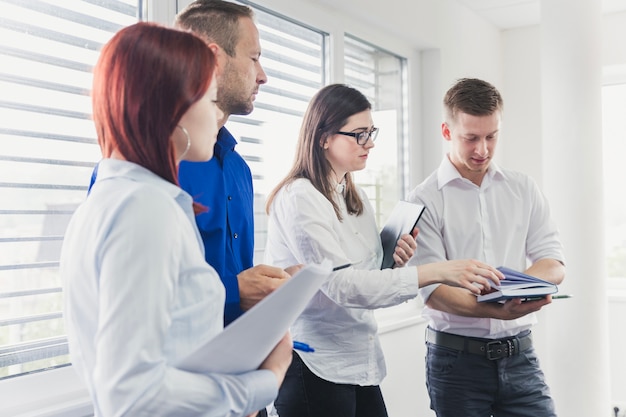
[293,341,315,352]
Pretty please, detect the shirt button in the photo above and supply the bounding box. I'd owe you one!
[227,195,232,200]
[233,233,238,239]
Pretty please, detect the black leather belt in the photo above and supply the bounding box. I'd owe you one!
[425,327,533,361]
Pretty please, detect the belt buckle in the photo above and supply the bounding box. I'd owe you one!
[485,339,513,360]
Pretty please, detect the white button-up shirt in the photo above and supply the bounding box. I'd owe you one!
[61,159,276,417]
[408,157,565,339]
[265,178,419,385]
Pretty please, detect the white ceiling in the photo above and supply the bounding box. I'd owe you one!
[457,0,626,29]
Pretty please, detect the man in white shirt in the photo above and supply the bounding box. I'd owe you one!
[407,78,566,417]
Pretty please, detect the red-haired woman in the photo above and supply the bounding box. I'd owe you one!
[60,22,291,417]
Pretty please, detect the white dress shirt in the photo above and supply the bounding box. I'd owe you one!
[265,178,419,385]
[407,156,565,339]
[60,159,276,417]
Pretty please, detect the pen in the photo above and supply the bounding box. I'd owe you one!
[332,263,351,271]
[293,341,315,352]
[522,294,573,302]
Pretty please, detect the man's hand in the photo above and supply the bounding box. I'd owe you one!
[238,265,291,311]
[426,286,551,319]
[496,295,553,320]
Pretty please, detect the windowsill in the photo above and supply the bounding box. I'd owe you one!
[0,366,92,417]
[608,278,626,302]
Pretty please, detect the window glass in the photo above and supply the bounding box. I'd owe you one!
[0,0,139,379]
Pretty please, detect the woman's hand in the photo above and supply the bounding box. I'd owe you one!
[418,259,504,293]
[393,228,418,267]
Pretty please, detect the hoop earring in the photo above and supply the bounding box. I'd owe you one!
[177,125,191,159]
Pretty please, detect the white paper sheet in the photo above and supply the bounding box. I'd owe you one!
[176,259,332,374]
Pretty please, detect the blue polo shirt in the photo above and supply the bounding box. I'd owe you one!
[178,127,254,325]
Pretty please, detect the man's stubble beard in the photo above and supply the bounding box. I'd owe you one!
[217,62,255,117]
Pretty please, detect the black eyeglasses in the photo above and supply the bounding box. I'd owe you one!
[336,127,379,145]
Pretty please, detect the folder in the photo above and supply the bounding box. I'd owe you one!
[380,201,426,269]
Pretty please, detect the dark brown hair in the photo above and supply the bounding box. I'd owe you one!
[266,84,372,220]
[175,0,254,57]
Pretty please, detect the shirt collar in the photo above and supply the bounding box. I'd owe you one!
[213,126,238,161]
[437,154,506,190]
[95,158,192,206]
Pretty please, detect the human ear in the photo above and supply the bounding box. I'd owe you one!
[441,122,452,141]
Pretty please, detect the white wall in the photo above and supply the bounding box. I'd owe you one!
[378,317,434,417]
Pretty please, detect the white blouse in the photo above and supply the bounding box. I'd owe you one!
[265,178,419,385]
[61,158,276,417]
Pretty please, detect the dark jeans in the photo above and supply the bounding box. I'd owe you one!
[425,340,556,417]
[275,352,388,417]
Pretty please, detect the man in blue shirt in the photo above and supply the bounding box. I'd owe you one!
[176,0,292,327]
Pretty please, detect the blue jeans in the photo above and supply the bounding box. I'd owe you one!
[425,339,556,417]
[275,352,388,417]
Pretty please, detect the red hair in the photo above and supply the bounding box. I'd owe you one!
[92,22,216,186]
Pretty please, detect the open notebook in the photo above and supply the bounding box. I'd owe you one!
[476,266,558,302]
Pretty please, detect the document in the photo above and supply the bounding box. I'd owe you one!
[380,200,426,269]
[476,266,558,302]
[176,260,332,374]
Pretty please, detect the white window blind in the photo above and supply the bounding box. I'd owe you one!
[342,34,418,323]
[0,0,139,380]
[344,34,408,225]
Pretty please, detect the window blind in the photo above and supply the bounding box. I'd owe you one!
[0,0,139,380]
[344,34,408,225]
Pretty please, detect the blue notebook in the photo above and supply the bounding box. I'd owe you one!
[476,266,558,302]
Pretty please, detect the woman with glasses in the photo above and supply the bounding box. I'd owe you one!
[264,84,503,417]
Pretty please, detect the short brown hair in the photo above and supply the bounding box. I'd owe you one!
[175,0,254,57]
[444,78,503,124]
